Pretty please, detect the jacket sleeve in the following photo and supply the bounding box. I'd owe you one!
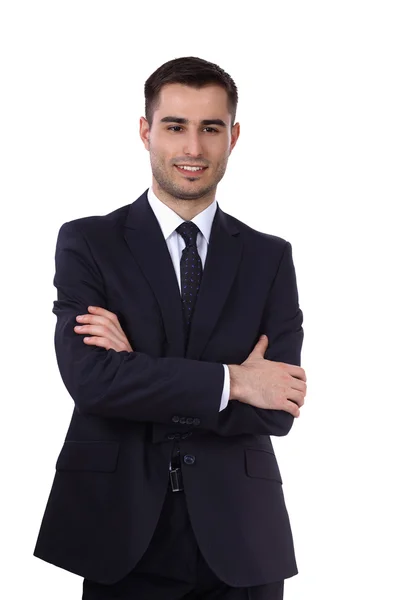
[206,241,304,437]
[52,221,224,427]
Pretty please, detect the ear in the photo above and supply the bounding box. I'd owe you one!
[229,122,240,154]
[139,117,151,151]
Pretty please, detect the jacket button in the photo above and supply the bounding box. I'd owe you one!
[179,417,187,424]
[193,418,200,426]
[166,434,175,440]
[172,416,180,423]
[183,454,196,465]
[186,417,194,425]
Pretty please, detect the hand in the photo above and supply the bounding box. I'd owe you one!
[74,306,133,352]
[228,335,306,417]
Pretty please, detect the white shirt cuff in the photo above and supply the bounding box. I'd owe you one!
[219,364,230,411]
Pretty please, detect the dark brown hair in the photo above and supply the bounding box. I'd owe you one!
[144,56,238,128]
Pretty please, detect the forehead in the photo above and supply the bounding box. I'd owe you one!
[155,83,230,121]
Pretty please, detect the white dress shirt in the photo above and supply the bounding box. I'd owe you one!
[147,186,230,412]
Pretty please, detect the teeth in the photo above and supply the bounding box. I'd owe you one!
[177,166,204,171]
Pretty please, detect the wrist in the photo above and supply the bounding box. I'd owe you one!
[227,364,244,401]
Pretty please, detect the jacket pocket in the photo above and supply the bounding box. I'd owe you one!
[244,448,282,483]
[55,440,120,472]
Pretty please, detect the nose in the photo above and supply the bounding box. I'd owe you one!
[183,131,203,157]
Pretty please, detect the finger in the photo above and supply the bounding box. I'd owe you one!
[80,311,120,329]
[82,336,128,352]
[74,325,123,347]
[87,306,120,327]
[77,313,134,351]
[282,399,301,418]
[85,336,132,352]
[76,316,126,343]
[85,308,127,337]
[76,314,109,326]
[285,364,307,382]
[286,388,305,408]
[290,377,307,395]
[82,336,113,350]
[250,335,269,356]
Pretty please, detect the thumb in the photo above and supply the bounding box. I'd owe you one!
[252,334,268,355]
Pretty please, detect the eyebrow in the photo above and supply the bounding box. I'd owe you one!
[160,116,227,128]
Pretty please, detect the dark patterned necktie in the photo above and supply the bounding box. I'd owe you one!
[176,221,203,331]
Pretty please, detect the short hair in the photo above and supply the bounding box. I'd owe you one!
[144,56,238,128]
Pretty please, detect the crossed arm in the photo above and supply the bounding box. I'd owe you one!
[73,304,306,435]
[55,222,305,437]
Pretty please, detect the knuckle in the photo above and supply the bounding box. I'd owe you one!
[286,403,294,416]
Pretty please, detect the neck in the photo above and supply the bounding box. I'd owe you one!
[152,179,216,220]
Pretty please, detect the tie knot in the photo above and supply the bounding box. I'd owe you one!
[176,221,200,248]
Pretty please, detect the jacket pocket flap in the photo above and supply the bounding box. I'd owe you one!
[56,441,120,472]
[245,448,282,483]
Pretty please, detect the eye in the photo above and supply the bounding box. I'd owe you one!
[167,126,183,132]
[204,127,218,133]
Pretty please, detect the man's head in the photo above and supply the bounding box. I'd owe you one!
[140,57,240,204]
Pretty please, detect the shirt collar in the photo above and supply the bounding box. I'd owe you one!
[147,186,217,244]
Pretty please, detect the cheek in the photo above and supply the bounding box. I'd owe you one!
[149,143,167,162]
[211,149,230,168]
[150,137,177,161]
[207,138,230,159]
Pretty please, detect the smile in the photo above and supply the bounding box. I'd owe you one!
[174,165,208,175]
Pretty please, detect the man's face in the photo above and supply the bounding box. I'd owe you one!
[140,83,240,201]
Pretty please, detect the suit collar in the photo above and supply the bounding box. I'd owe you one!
[124,190,242,359]
[147,186,217,244]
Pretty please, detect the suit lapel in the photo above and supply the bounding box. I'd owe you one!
[123,191,242,360]
[123,191,186,357]
[186,206,242,359]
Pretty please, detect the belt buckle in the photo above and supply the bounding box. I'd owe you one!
[169,466,184,492]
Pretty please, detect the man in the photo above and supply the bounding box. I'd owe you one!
[34,56,306,600]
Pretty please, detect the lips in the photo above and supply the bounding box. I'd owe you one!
[174,165,208,175]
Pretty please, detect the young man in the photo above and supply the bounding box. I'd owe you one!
[34,57,306,600]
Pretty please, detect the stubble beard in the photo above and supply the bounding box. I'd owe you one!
[149,151,228,201]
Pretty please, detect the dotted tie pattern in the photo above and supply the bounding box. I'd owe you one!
[176,221,203,331]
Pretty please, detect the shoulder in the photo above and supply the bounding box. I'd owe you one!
[219,208,290,259]
[58,203,131,240]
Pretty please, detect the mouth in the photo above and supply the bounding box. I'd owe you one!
[174,164,208,176]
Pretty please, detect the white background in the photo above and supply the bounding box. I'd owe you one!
[1,1,399,598]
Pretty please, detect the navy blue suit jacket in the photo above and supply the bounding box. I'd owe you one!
[34,190,304,586]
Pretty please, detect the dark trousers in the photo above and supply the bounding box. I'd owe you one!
[82,485,284,600]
